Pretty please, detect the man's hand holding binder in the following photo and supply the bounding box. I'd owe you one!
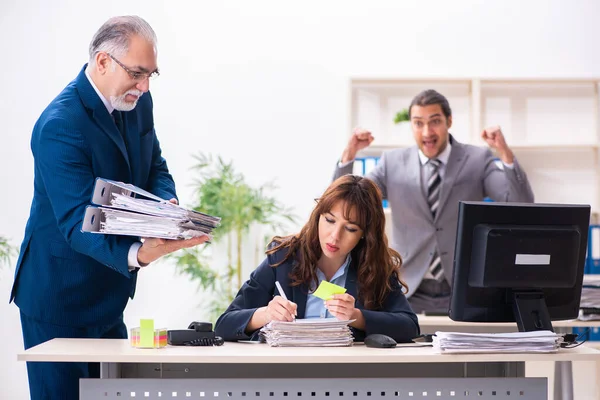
[136,198,210,265]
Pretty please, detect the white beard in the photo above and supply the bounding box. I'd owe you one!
[110,90,144,112]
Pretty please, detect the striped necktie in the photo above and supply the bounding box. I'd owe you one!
[424,159,444,281]
[427,159,442,218]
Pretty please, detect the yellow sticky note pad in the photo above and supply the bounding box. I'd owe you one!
[312,281,346,300]
[140,319,155,348]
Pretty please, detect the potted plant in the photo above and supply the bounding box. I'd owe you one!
[394,108,410,124]
[171,153,296,321]
[0,235,18,270]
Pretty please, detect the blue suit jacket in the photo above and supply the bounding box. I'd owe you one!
[10,65,177,327]
[215,248,420,343]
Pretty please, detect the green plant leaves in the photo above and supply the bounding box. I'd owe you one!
[0,236,18,269]
[394,108,410,124]
[172,152,297,322]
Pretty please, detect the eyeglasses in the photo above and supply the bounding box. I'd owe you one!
[107,53,160,81]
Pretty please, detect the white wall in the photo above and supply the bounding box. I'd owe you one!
[1,0,600,398]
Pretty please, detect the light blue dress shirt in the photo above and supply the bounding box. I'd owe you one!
[304,254,352,319]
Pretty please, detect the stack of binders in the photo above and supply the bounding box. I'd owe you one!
[81,178,220,240]
[259,318,354,347]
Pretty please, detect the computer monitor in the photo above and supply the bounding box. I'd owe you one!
[449,201,590,332]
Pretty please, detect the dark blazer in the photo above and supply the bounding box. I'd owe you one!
[215,247,420,343]
[10,65,176,327]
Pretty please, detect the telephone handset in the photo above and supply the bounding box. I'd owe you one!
[167,321,224,346]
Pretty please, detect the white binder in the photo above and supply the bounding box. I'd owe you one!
[81,178,220,239]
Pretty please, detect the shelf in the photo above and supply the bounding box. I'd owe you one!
[357,143,600,158]
[356,145,407,158]
[349,77,600,211]
[480,81,600,146]
[351,77,600,83]
[510,143,600,151]
[351,80,473,148]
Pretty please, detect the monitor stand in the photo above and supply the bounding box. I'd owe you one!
[512,291,554,332]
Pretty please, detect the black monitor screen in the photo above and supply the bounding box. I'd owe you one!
[449,201,590,332]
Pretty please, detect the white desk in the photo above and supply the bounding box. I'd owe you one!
[416,315,600,399]
[18,338,600,400]
[19,338,600,364]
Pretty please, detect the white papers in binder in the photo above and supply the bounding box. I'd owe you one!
[364,157,377,175]
[352,158,364,176]
[579,274,600,320]
[591,226,600,260]
[81,178,220,240]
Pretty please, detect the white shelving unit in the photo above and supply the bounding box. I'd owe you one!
[350,77,600,216]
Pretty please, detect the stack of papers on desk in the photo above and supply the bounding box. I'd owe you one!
[260,318,354,347]
[81,178,220,240]
[432,331,562,354]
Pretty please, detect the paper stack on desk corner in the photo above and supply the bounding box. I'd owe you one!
[432,331,563,354]
[260,318,354,347]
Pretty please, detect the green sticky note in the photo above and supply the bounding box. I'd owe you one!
[312,281,346,300]
[140,319,154,348]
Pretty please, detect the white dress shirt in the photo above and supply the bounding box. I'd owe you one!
[84,68,143,270]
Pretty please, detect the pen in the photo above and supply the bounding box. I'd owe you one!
[275,281,296,320]
[275,281,287,300]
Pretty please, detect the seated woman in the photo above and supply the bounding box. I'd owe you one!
[215,175,420,343]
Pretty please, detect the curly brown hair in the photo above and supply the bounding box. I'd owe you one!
[267,175,407,310]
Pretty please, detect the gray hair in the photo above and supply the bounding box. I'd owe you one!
[88,16,157,65]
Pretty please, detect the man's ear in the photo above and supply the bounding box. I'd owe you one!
[446,115,453,129]
[95,52,111,75]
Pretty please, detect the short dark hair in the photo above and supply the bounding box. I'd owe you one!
[408,89,452,119]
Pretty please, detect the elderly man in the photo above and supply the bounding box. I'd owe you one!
[11,16,208,399]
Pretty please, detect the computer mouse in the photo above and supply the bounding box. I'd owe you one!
[364,334,397,348]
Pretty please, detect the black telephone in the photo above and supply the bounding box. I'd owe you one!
[167,321,224,346]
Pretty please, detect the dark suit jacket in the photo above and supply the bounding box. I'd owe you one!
[215,247,420,343]
[10,65,176,327]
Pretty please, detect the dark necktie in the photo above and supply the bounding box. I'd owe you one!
[425,159,444,281]
[111,110,130,158]
[112,110,125,139]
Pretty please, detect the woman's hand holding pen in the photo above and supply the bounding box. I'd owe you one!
[247,285,297,333]
[264,296,297,323]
